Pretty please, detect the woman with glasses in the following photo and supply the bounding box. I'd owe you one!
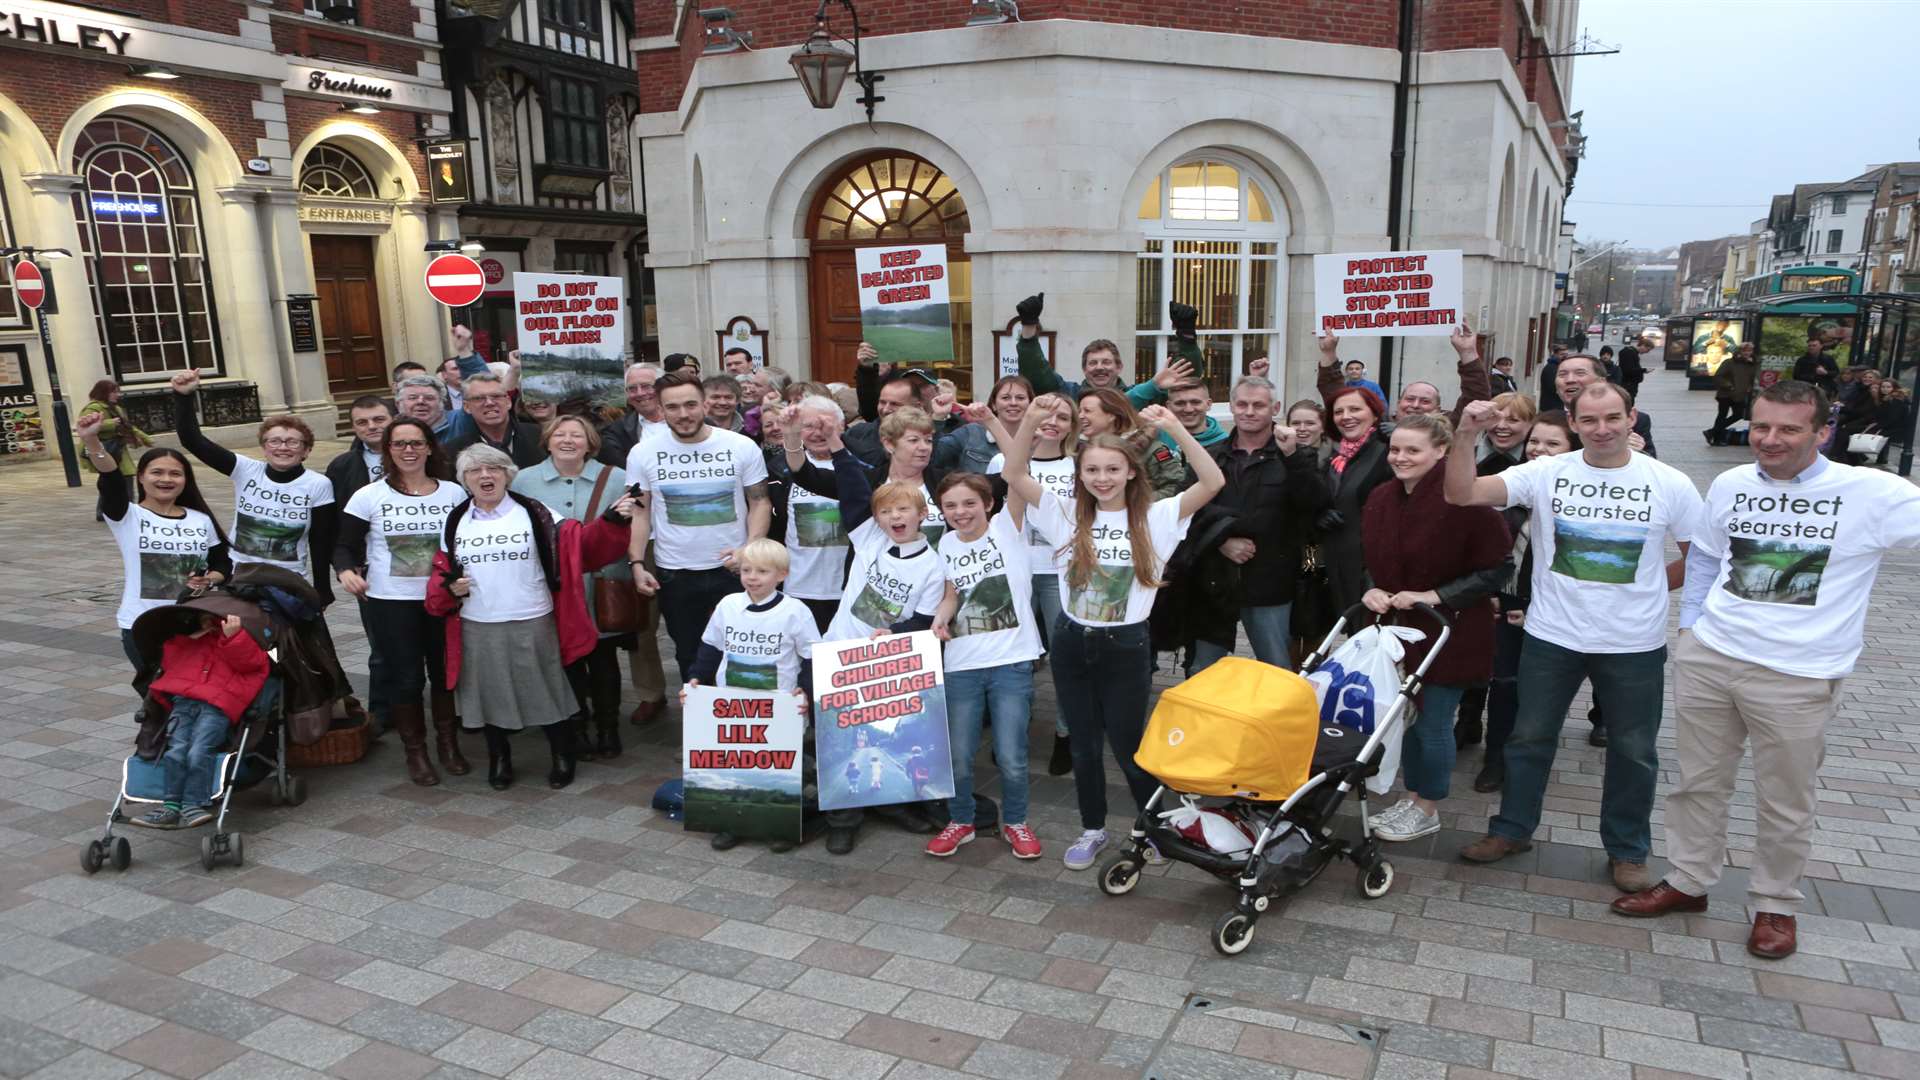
[167,369,338,596]
[334,419,467,787]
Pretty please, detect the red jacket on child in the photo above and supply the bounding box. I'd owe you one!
[149,629,271,723]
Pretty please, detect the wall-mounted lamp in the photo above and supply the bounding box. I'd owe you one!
[424,238,486,256]
[700,8,754,53]
[790,0,883,123]
[129,64,180,80]
[966,0,1019,26]
[340,102,381,116]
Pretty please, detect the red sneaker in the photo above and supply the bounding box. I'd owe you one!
[926,822,975,857]
[1002,823,1042,860]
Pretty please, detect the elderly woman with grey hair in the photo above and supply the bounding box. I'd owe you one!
[424,444,635,790]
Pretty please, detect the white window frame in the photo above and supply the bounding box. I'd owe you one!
[1134,151,1289,399]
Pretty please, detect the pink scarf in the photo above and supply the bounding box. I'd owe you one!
[1331,426,1375,474]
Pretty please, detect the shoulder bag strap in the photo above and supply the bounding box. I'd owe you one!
[584,464,614,522]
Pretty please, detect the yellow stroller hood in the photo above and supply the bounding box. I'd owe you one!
[1135,657,1321,800]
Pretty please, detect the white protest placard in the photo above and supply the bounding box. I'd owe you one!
[812,631,954,811]
[1312,250,1464,337]
[855,244,954,363]
[512,273,626,411]
[682,686,805,843]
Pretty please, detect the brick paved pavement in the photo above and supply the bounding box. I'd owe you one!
[0,369,1917,1080]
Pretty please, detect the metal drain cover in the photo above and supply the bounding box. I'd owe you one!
[1140,991,1384,1079]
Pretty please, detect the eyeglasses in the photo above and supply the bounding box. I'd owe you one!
[467,393,509,405]
[389,439,428,451]
[262,438,307,449]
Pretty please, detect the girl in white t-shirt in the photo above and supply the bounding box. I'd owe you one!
[77,410,230,678]
[995,395,1224,873]
[333,418,465,789]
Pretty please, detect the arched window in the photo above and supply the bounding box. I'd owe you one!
[300,144,378,199]
[1135,154,1288,400]
[70,118,221,379]
[812,154,969,242]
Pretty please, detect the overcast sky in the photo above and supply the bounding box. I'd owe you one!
[1564,0,1920,251]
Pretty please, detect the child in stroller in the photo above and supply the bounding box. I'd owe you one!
[132,611,269,829]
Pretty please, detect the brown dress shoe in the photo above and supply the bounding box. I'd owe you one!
[1610,881,1708,918]
[1459,834,1532,863]
[628,699,665,727]
[1609,859,1653,893]
[1747,913,1797,958]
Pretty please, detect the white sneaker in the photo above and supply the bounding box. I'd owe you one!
[1365,799,1413,832]
[1375,804,1440,842]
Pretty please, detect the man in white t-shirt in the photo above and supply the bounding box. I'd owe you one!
[1444,384,1704,892]
[1611,381,1920,959]
[627,371,771,686]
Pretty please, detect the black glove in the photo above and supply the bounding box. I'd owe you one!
[1314,508,1346,533]
[1015,293,1044,328]
[1169,302,1199,340]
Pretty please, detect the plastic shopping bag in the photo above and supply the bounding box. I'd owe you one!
[1157,795,1257,855]
[1305,624,1424,795]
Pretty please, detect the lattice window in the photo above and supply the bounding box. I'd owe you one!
[299,144,378,199]
[812,154,970,243]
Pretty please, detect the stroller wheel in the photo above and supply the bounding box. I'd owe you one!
[80,841,105,875]
[1358,860,1394,899]
[1211,910,1256,956]
[229,833,245,867]
[199,835,217,872]
[110,837,132,872]
[285,777,308,807]
[1097,854,1143,897]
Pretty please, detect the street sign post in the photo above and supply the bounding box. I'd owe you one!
[425,254,486,308]
[12,256,80,487]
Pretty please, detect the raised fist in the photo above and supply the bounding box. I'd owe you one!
[170,369,200,395]
[1015,293,1044,327]
[1459,399,1499,434]
[1317,332,1340,364]
[856,342,879,366]
[1247,356,1271,379]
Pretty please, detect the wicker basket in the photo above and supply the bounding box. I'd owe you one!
[287,719,371,768]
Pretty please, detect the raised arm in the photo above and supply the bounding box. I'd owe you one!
[1316,332,1345,407]
[170,370,237,476]
[994,393,1055,511]
[1445,401,1512,507]
[1141,404,1223,519]
[76,410,131,521]
[1012,294,1066,396]
[1445,324,1491,426]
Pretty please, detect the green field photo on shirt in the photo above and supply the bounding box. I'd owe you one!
[793,502,846,547]
[660,482,738,527]
[1548,520,1647,584]
[850,582,905,629]
[952,575,1018,637]
[722,656,780,691]
[139,552,203,599]
[386,534,439,578]
[234,512,304,562]
[1723,538,1830,606]
[1068,564,1133,623]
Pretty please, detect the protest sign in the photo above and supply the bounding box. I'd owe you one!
[682,686,805,843]
[813,631,954,812]
[855,244,953,363]
[512,273,625,413]
[1313,250,1464,336]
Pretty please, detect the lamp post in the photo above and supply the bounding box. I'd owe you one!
[789,0,884,123]
[1,245,81,487]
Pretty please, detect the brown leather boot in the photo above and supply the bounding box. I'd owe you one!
[430,690,470,776]
[391,703,439,786]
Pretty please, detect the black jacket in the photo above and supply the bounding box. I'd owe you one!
[1320,431,1394,614]
[597,411,659,469]
[444,420,546,468]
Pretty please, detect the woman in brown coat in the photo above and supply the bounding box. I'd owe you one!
[1360,412,1511,842]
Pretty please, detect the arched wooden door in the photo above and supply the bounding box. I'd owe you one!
[807,152,971,387]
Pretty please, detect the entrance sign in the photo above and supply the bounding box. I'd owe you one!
[855,244,953,363]
[12,259,44,311]
[424,254,485,307]
[511,272,625,413]
[682,686,805,843]
[813,631,954,812]
[1313,249,1464,336]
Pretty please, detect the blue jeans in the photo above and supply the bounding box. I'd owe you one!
[1490,633,1667,862]
[1402,683,1467,801]
[1051,620,1156,829]
[1190,603,1294,673]
[162,698,233,808]
[946,661,1033,827]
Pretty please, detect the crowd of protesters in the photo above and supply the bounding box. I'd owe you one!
[82,305,1920,964]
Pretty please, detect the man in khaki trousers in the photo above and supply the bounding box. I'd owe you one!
[1612,381,1920,958]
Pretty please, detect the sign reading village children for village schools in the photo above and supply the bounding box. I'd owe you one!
[512,273,627,415]
[855,244,953,364]
[813,631,954,812]
[683,686,806,844]
[1312,249,1464,337]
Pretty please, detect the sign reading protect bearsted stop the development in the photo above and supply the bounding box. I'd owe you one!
[1313,249,1464,337]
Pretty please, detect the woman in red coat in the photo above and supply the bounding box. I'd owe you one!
[1360,412,1512,842]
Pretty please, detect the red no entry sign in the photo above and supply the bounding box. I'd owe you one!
[12,258,45,311]
[424,253,485,308]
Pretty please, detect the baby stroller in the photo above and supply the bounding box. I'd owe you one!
[1097,602,1450,957]
[83,566,343,874]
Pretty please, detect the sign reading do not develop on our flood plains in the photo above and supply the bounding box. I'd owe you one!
[512,272,626,413]
[855,244,954,363]
[813,631,954,812]
[1313,249,1464,336]
[683,686,805,843]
